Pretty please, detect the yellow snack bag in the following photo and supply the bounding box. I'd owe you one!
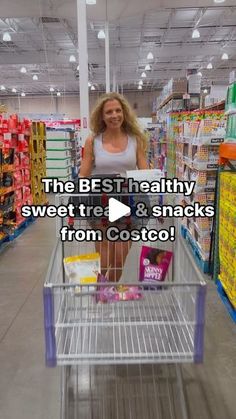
[63,253,100,291]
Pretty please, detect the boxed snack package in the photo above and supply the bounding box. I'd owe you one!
[139,246,173,282]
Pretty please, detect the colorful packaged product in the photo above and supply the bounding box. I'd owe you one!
[63,253,100,290]
[139,246,173,282]
[96,272,142,303]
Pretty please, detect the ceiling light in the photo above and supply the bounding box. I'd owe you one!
[88,82,92,87]
[0,85,6,91]
[21,92,26,97]
[192,29,200,39]
[69,55,76,62]
[203,89,208,94]
[97,30,105,39]
[91,85,96,90]
[20,67,27,73]
[49,87,55,92]
[33,75,38,81]
[86,0,96,4]
[77,65,80,71]
[145,64,151,71]
[214,0,225,3]
[221,53,229,60]
[12,88,17,93]
[138,85,142,90]
[147,52,154,60]
[57,92,61,97]
[197,71,202,77]
[207,63,213,69]
[141,72,147,78]
[138,80,143,86]
[3,32,11,42]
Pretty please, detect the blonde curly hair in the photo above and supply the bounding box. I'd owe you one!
[90,92,147,151]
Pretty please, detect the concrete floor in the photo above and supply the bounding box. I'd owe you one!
[0,216,236,419]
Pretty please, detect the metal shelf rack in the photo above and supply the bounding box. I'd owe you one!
[212,143,236,322]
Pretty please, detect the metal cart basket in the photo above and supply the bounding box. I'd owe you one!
[44,193,206,419]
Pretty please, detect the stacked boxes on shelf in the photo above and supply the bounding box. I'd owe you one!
[0,115,33,244]
[178,111,227,270]
[166,113,182,180]
[148,124,167,173]
[30,121,47,205]
[156,78,188,109]
[70,131,82,179]
[219,172,236,308]
[46,130,72,182]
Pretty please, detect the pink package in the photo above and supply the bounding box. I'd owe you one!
[96,273,142,303]
[21,153,30,168]
[139,246,173,282]
[15,188,23,202]
[14,154,20,169]
[23,169,31,183]
[22,185,31,200]
[14,170,23,188]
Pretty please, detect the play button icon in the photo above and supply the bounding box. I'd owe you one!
[108,198,131,222]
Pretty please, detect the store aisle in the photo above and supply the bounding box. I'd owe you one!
[0,217,60,419]
[0,217,236,419]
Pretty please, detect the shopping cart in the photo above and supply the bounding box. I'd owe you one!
[44,192,207,419]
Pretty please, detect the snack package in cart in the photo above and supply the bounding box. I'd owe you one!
[139,246,173,283]
[63,253,100,291]
[95,272,143,303]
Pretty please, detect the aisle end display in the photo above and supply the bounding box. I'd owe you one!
[213,144,236,322]
[0,115,47,247]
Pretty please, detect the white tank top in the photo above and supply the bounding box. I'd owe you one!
[92,133,137,176]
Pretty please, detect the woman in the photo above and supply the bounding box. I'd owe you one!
[80,92,148,281]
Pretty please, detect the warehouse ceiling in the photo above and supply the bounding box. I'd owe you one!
[0,0,236,96]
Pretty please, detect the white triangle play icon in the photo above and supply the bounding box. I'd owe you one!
[108,198,131,222]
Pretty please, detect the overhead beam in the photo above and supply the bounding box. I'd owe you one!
[0,42,236,67]
[1,0,236,20]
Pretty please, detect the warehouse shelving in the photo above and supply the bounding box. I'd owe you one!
[46,129,72,182]
[213,144,236,322]
[0,117,47,249]
[147,123,167,173]
[175,111,227,273]
[30,121,47,205]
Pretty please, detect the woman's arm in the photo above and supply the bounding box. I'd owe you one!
[136,140,149,169]
[79,136,94,177]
